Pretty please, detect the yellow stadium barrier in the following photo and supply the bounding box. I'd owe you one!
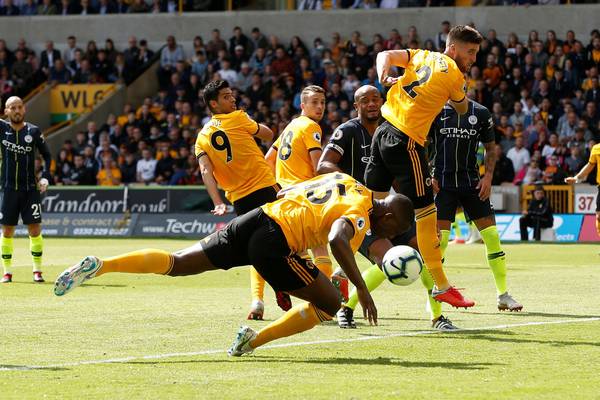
[521,185,573,214]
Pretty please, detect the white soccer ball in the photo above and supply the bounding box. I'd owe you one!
[381,245,423,286]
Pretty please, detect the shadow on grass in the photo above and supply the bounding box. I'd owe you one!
[0,365,68,371]
[463,311,600,319]
[123,356,500,370]
[417,330,600,348]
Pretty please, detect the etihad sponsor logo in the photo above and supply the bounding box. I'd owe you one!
[439,127,477,137]
[2,140,32,154]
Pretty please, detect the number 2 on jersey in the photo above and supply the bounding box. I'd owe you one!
[402,65,432,98]
[211,130,232,162]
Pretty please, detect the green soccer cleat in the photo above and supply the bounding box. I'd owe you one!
[54,256,101,296]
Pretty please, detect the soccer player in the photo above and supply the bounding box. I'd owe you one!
[0,96,51,283]
[565,142,600,239]
[194,80,290,319]
[318,85,456,330]
[430,101,523,311]
[265,85,334,296]
[365,25,483,308]
[54,173,414,356]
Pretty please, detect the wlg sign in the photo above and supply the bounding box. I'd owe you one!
[49,84,114,123]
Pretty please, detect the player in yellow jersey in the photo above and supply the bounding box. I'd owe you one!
[54,173,415,356]
[264,85,339,300]
[565,143,600,237]
[365,25,483,308]
[194,79,292,319]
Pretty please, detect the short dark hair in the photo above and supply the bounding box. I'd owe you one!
[447,25,483,45]
[203,80,229,112]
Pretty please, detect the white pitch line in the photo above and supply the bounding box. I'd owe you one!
[2,317,599,372]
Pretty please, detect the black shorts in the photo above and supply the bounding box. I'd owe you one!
[365,120,433,209]
[0,190,42,226]
[232,184,279,216]
[358,223,417,264]
[596,186,600,212]
[435,187,494,222]
[201,208,320,292]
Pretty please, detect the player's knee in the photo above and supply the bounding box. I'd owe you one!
[167,253,197,276]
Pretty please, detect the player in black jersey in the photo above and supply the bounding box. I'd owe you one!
[318,85,457,330]
[1,97,52,283]
[430,100,522,311]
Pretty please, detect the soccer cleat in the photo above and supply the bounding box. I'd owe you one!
[432,315,459,331]
[247,300,264,320]
[331,270,349,303]
[497,292,523,312]
[33,271,45,283]
[227,326,257,357]
[275,291,292,311]
[1,273,12,283]
[336,306,356,329]
[54,256,101,296]
[451,238,465,244]
[432,286,475,308]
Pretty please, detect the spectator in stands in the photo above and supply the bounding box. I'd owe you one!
[10,49,32,96]
[48,59,71,84]
[128,0,149,13]
[136,148,157,184]
[565,145,586,175]
[124,36,139,70]
[492,144,515,185]
[97,155,122,186]
[542,133,559,159]
[20,0,37,15]
[37,0,57,15]
[154,142,175,184]
[207,29,227,61]
[515,159,542,186]
[98,0,117,14]
[54,149,73,185]
[0,0,19,16]
[557,111,579,140]
[64,154,96,185]
[79,0,97,15]
[40,41,61,76]
[507,136,531,174]
[72,59,92,83]
[542,155,567,185]
[229,27,252,58]
[231,45,248,72]
[158,35,184,88]
[250,27,269,52]
[120,153,137,184]
[520,186,554,241]
[270,47,294,78]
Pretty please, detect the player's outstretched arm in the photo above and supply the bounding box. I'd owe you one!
[376,50,409,87]
[255,123,274,142]
[328,218,377,325]
[265,146,277,174]
[448,96,468,115]
[565,162,595,184]
[197,154,227,215]
[316,147,343,175]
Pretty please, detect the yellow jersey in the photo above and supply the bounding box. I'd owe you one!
[382,49,466,146]
[195,110,276,203]
[587,143,600,185]
[262,173,372,253]
[272,116,322,188]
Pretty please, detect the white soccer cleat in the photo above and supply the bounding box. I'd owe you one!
[54,256,102,296]
[227,326,257,357]
[497,292,523,312]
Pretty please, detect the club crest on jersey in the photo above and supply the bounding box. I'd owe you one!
[24,135,33,143]
[332,129,342,140]
[357,217,366,230]
[468,115,478,125]
[313,132,321,142]
[425,177,432,187]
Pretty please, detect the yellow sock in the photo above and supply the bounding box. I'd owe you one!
[96,249,173,276]
[250,268,265,302]
[251,303,332,348]
[416,205,449,288]
[313,256,333,277]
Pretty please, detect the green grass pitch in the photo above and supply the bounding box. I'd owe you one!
[1,238,599,399]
